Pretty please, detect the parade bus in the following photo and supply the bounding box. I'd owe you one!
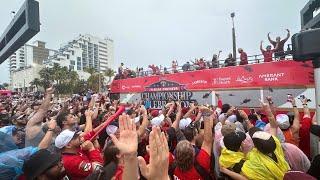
[110,59,315,112]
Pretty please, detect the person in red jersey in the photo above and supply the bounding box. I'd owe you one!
[238,48,248,65]
[55,129,103,179]
[171,107,215,180]
[260,40,279,63]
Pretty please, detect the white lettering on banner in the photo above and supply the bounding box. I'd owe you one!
[121,85,129,90]
[213,77,231,85]
[191,80,208,85]
[236,76,253,84]
[258,73,285,82]
[122,85,141,90]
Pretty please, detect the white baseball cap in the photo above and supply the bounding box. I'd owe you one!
[134,116,140,123]
[55,129,76,149]
[179,118,192,130]
[227,115,237,123]
[150,114,165,126]
[106,125,118,135]
[276,114,290,130]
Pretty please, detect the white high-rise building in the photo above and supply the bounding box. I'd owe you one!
[45,34,114,79]
[9,41,55,72]
[9,41,56,91]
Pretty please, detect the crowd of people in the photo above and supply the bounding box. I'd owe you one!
[0,86,319,180]
[116,29,291,79]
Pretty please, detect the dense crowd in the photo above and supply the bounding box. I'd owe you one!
[115,30,291,79]
[0,86,319,180]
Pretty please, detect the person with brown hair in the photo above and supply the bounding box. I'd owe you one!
[172,107,215,180]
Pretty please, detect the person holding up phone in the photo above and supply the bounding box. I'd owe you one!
[274,94,300,147]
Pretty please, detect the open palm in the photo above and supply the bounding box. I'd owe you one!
[110,115,138,155]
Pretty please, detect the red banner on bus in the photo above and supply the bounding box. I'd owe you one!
[110,61,314,93]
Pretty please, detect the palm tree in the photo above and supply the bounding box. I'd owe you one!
[2,83,9,89]
[104,68,116,84]
[39,67,52,89]
[30,78,41,91]
[83,67,97,75]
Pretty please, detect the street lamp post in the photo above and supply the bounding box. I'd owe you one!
[231,12,237,60]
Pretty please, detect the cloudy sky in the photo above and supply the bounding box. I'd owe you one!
[0,0,308,83]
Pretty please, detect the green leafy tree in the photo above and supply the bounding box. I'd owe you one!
[30,78,41,91]
[2,83,9,88]
[104,68,116,84]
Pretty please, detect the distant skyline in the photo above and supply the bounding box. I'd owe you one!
[0,0,309,83]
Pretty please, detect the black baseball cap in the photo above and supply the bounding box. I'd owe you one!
[23,149,61,179]
[223,131,246,152]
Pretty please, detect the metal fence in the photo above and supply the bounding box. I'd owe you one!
[117,50,293,79]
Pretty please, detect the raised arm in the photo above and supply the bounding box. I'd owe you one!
[26,87,54,140]
[260,41,265,52]
[84,109,94,133]
[301,97,311,118]
[201,107,214,154]
[138,127,170,180]
[290,97,300,135]
[266,96,276,115]
[183,102,196,119]
[283,29,290,42]
[268,32,276,44]
[110,115,139,180]
[172,101,182,130]
[260,99,277,136]
[137,105,149,138]
[38,119,56,149]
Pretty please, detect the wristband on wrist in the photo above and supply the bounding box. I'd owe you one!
[47,128,54,131]
[293,105,297,108]
[303,103,308,106]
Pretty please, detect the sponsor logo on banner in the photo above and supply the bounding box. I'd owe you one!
[121,85,142,90]
[258,73,285,82]
[121,85,130,90]
[213,77,231,85]
[191,80,208,85]
[141,80,194,109]
[236,76,253,84]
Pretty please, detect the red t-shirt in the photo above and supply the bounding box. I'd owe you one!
[262,50,274,62]
[240,52,248,65]
[173,149,211,180]
[114,166,124,180]
[299,117,312,159]
[62,149,104,180]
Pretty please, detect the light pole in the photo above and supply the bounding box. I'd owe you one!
[231,12,237,60]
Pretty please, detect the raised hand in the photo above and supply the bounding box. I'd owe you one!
[110,115,138,156]
[85,109,94,118]
[47,119,57,130]
[259,99,269,109]
[46,87,55,94]
[140,105,147,115]
[138,127,169,180]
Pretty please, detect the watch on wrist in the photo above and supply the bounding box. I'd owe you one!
[293,105,297,108]
[202,112,213,117]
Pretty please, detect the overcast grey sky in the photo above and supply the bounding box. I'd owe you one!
[0,0,308,83]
